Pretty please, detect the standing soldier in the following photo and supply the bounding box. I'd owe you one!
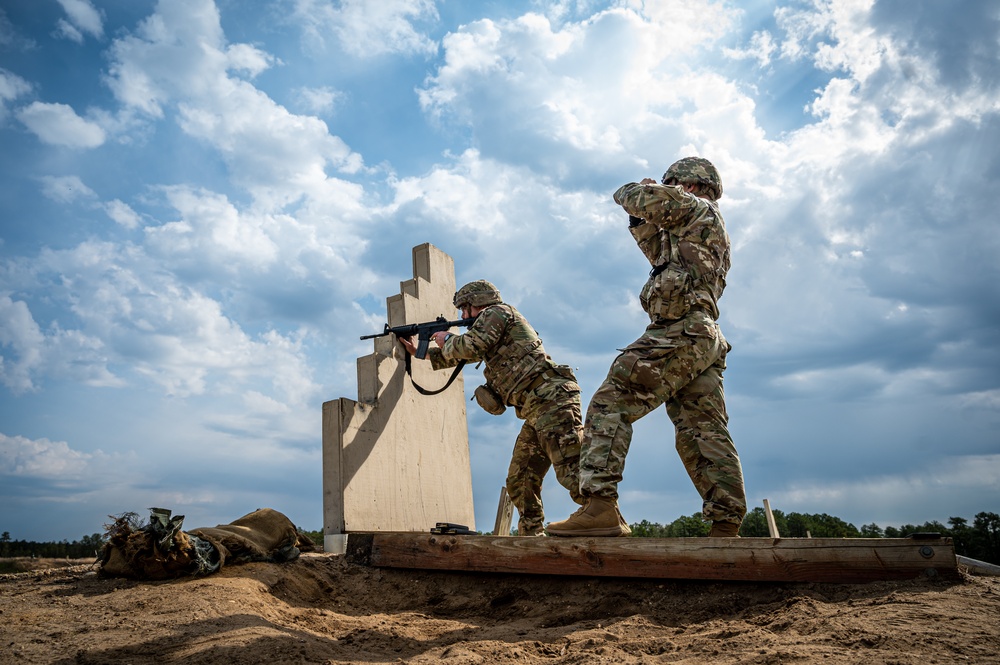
[547,157,747,538]
[400,280,584,536]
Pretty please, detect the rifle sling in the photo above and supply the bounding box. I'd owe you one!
[405,353,467,396]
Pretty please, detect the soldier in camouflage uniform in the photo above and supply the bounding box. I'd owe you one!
[547,157,747,538]
[399,280,584,536]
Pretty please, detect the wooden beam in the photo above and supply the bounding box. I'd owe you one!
[492,486,513,537]
[958,555,1000,577]
[763,498,780,539]
[346,532,959,583]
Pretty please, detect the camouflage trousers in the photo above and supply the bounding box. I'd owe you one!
[579,314,746,525]
[507,376,584,535]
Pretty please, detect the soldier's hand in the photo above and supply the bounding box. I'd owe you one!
[431,331,450,347]
[398,335,417,355]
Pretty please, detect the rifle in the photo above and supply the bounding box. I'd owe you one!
[360,316,476,359]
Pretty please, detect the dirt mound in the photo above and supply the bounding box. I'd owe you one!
[2,553,998,663]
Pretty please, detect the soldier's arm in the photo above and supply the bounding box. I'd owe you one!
[426,346,462,371]
[614,181,698,230]
[438,307,507,363]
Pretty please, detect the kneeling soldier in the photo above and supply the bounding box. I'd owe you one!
[400,280,583,536]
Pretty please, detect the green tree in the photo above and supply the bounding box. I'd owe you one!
[297,528,323,547]
[970,511,1000,563]
[78,534,105,558]
[860,523,883,538]
[737,507,789,537]
[739,507,770,537]
[666,513,710,537]
[947,516,970,555]
[629,519,670,538]
[785,512,812,538]
[809,513,860,538]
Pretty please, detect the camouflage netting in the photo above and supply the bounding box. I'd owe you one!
[99,507,315,580]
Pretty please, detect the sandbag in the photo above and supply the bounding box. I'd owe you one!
[99,507,314,580]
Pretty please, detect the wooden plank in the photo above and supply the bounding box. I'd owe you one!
[492,487,513,537]
[763,498,780,539]
[346,532,959,583]
[958,555,1000,577]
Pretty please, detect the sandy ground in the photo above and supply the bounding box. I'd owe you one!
[2,553,999,664]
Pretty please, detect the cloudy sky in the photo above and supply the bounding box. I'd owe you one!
[1,0,997,543]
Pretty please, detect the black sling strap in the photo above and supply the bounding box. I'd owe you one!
[404,353,467,396]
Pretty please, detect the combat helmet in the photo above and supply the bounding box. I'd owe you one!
[454,280,502,308]
[661,156,723,201]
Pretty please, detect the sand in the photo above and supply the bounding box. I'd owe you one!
[2,553,998,664]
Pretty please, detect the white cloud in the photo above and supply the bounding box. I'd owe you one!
[5,240,321,409]
[0,68,32,121]
[295,86,341,116]
[16,101,106,148]
[104,199,142,230]
[631,0,734,48]
[775,0,998,151]
[88,0,382,338]
[144,186,279,268]
[39,175,97,203]
[0,433,93,478]
[417,6,755,180]
[0,68,30,100]
[291,0,438,57]
[38,177,143,231]
[225,43,277,77]
[242,390,290,415]
[103,0,225,119]
[723,30,777,67]
[105,0,362,206]
[0,10,23,48]
[55,0,103,41]
[54,18,84,44]
[0,293,124,393]
[0,295,45,393]
[135,182,380,320]
[959,390,1000,411]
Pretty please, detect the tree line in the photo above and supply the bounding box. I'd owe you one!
[628,509,1000,564]
[0,531,106,561]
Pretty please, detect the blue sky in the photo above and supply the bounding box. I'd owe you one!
[1,0,997,542]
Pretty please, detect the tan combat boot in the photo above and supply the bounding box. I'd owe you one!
[619,510,632,536]
[545,496,630,537]
[708,521,741,537]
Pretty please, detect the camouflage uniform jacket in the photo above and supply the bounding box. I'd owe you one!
[613,182,730,322]
[427,303,564,408]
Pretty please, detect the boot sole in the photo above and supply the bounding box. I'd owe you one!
[545,526,629,537]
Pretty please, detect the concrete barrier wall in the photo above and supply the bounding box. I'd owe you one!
[323,244,475,552]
